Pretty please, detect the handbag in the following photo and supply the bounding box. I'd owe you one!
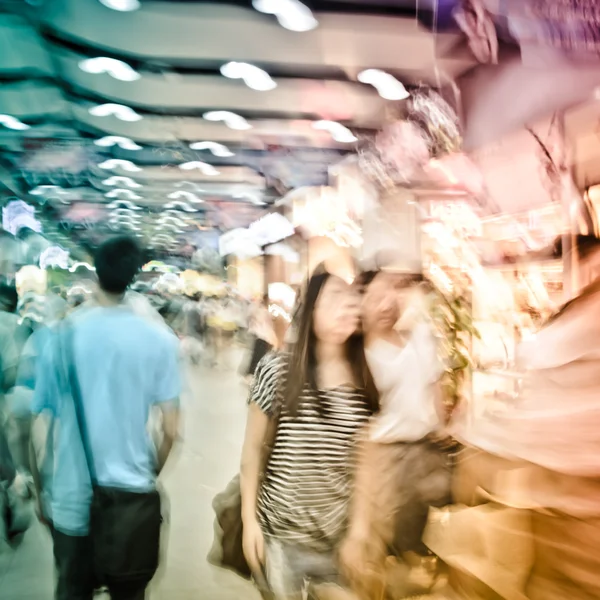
[62,325,163,584]
[207,357,283,581]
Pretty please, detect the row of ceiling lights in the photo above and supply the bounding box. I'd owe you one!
[99,0,318,33]
[29,184,261,207]
[78,56,409,100]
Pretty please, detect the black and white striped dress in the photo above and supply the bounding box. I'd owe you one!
[249,353,372,552]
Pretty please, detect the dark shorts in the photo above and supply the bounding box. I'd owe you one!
[49,487,162,600]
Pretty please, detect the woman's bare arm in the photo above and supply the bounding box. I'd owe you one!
[240,402,270,525]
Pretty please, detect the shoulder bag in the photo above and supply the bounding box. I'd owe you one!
[207,361,283,581]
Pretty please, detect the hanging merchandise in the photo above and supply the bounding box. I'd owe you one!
[456,0,600,64]
[375,121,431,184]
[2,199,42,236]
[40,245,70,270]
[454,0,499,63]
[408,88,462,158]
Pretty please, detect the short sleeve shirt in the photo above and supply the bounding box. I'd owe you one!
[33,306,181,535]
[250,353,372,552]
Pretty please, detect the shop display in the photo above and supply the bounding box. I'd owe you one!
[420,196,566,416]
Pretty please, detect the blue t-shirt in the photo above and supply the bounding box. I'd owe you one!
[32,306,180,535]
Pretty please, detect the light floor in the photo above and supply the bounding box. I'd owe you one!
[0,359,260,600]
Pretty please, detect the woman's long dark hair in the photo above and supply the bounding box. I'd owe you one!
[284,270,379,418]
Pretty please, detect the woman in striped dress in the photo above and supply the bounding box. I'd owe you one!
[240,271,379,600]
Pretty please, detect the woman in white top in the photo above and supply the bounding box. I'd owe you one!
[340,270,451,599]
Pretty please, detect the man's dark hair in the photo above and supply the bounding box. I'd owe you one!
[95,236,142,295]
[0,283,18,313]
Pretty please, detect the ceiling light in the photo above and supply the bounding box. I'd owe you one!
[174,181,205,191]
[167,191,203,203]
[357,69,409,101]
[109,208,141,219]
[179,161,220,176]
[105,189,142,199]
[95,136,142,150]
[29,185,69,196]
[313,120,357,143]
[98,159,142,172]
[107,200,142,210]
[233,192,266,205]
[252,0,318,32]
[110,220,141,231]
[188,141,235,157]
[79,57,140,82]
[102,176,141,189]
[99,0,140,11]
[0,115,30,131]
[89,103,143,122]
[203,111,251,131]
[157,215,187,227]
[220,62,276,92]
[163,202,198,212]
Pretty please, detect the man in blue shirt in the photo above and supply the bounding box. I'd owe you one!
[32,236,181,600]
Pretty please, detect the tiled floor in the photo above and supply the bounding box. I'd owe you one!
[0,360,259,599]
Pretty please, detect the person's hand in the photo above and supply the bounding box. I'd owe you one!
[35,497,49,528]
[242,518,265,576]
[339,533,384,599]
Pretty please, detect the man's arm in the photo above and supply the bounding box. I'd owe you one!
[156,402,180,474]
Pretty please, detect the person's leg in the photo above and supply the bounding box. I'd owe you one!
[107,578,148,600]
[50,526,95,600]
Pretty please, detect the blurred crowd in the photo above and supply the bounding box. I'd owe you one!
[1,234,600,600]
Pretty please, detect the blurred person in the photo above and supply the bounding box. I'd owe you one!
[245,295,278,381]
[0,283,20,401]
[340,271,450,600]
[31,236,181,600]
[426,234,600,600]
[181,292,206,365]
[240,271,379,600]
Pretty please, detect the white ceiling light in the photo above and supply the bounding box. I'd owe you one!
[110,220,142,231]
[99,0,140,11]
[98,159,142,172]
[179,161,220,176]
[188,141,235,157]
[203,111,251,131]
[79,57,140,82]
[30,185,69,196]
[167,191,203,202]
[157,215,187,227]
[107,199,142,210]
[233,192,266,205]
[0,115,30,131]
[163,202,198,212]
[357,69,409,101]
[89,103,143,122]
[313,120,358,143]
[109,208,141,218]
[102,176,141,188]
[105,189,142,200]
[220,62,277,92]
[252,0,318,32]
[94,136,142,150]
